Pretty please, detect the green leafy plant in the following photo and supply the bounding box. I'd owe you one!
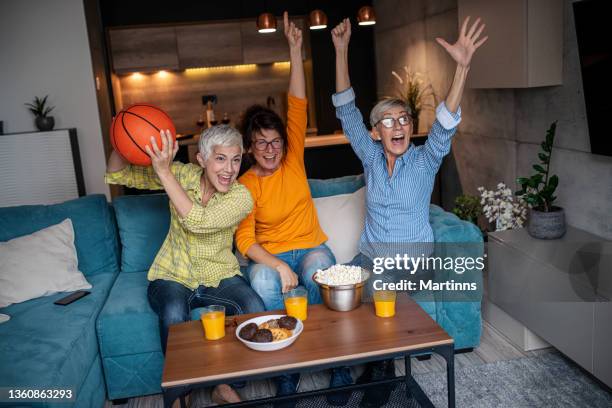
[515,122,559,212]
[390,66,437,130]
[25,95,54,118]
[452,194,482,225]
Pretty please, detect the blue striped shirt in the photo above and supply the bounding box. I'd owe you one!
[332,87,461,259]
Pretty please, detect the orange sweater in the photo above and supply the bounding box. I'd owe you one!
[235,95,327,256]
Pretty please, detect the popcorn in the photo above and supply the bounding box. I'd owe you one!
[314,264,365,286]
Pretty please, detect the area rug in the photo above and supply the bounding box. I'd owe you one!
[293,352,611,408]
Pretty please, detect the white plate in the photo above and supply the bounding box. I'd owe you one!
[235,314,303,352]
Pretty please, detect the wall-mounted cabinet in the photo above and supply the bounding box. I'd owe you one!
[108,27,179,73]
[176,22,243,68]
[241,19,304,64]
[109,18,305,73]
[458,0,563,88]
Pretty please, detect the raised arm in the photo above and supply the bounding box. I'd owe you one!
[332,18,351,93]
[144,130,194,218]
[436,16,488,112]
[284,12,305,99]
[331,18,376,164]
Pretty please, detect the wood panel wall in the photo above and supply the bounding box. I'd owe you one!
[114,64,294,135]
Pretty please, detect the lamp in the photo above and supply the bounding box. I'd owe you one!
[309,9,328,30]
[357,6,376,26]
[257,12,277,33]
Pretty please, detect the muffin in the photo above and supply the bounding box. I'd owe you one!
[239,323,258,341]
[251,329,273,343]
[278,316,298,330]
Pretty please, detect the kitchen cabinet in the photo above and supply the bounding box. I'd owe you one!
[176,22,243,68]
[241,19,304,64]
[458,0,563,88]
[108,27,179,73]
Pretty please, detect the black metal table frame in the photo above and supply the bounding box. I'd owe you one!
[162,342,454,408]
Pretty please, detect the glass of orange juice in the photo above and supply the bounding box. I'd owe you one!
[201,305,226,340]
[373,290,396,318]
[284,288,308,321]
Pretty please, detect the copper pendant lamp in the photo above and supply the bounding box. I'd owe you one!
[257,12,277,33]
[309,9,328,30]
[357,6,376,26]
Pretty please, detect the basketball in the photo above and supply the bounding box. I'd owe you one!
[110,104,176,166]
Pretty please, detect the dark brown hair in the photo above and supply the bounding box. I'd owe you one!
[239,105,288,160]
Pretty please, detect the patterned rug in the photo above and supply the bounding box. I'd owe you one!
[288,352,611,408]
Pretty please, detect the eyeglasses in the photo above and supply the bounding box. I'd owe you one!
[376,115,412,129]
[253,138,283,151]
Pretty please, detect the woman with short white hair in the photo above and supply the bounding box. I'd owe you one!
[105,124,265,405]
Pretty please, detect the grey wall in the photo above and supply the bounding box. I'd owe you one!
[0,0,109,199]
[374,0,612,239]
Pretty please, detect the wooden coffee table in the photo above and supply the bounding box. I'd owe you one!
[162,294,455,407]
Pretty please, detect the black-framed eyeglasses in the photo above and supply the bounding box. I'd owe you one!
[376,115,412,129]
[253,138,283,151]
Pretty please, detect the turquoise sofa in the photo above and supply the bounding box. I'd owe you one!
[0,195,120,408]
[98,174,483,401]
[0,175,483,405]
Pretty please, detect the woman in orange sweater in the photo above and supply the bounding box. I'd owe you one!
[235,12,351,404]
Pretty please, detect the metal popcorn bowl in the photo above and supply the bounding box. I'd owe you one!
[312,269,371,312]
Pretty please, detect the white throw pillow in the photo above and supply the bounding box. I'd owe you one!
[314,187,366,264]
[0,219,92,308]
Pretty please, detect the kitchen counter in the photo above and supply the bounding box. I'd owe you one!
[178,131,428,149]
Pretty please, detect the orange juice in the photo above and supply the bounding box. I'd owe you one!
[284,296,308,321]
[201,310,225,340]
[373,291,396,318]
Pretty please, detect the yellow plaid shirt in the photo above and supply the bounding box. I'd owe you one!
[105,162,253,289]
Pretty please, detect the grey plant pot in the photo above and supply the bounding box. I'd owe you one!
[35,116,55,131]
[528,207,566,239]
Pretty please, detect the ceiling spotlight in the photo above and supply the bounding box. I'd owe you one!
[309,9,328,30]
[357,6,376,26]
[257,12,277,33]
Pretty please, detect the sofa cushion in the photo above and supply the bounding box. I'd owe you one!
[0,219,92,308]
[0,271,116,392]
[0,194,119,276]
[97,271,161,356]
[314,188,366,264]
[308,174,365,198]
[112,194,170,273]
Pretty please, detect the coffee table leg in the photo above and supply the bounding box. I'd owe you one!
[438,345,455,408]
[162,387,190,408]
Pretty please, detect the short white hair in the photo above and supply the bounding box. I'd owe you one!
[198,125,243,161]
[369,98,413,127]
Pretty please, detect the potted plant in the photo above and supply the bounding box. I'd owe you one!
[390,66,436,133]
[25,95,55,131]
[452,194,482,226]
[515,122,565,239]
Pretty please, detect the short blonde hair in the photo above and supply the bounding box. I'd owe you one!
[369,98,413,127]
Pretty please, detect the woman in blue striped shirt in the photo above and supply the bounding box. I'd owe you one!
[331,16,487,408]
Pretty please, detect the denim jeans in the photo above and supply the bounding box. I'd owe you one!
[147,275,265,353]
[246,244,336,311]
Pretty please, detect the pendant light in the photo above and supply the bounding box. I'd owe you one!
[309,9,328,30]
[257,12,277,33]
[357,6,376,26]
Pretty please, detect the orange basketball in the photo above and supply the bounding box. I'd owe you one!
[110,104,176,166]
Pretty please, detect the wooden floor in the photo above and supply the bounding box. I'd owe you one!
[104,320,554,408]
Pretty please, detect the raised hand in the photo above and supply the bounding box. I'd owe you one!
[331,18,351,51]
[436,16,487,68]
[145,129,178,176]
[283,11,302,50]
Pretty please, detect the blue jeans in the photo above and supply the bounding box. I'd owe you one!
[247,244,336,311]
[147,275,265,353]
